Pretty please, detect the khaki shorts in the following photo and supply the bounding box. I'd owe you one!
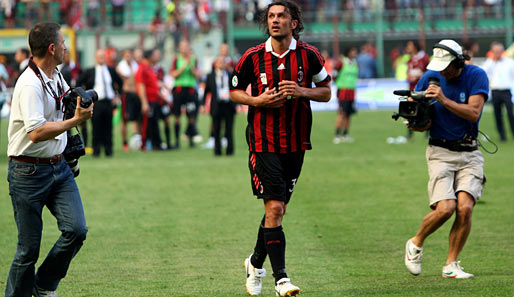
[426,145,485,208]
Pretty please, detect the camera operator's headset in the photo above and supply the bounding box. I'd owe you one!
[432,43,469,69]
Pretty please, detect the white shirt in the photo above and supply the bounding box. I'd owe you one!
[481,57,514,90]
[94,64,115,99]
[8,65,69,157]
[215,69,229,101]
[116,59,138,78]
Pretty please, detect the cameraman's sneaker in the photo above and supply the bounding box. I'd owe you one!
[33,285,57,297]
[442,261,474,279]
[244,255,266,295]
[405,239,423,275]
[275,278,300,296]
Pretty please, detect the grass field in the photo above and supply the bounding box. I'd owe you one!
[0,108,513,297]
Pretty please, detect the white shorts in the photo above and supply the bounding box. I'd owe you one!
[426,145,485,208]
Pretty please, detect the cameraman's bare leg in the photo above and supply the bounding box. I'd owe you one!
[446,192,474,264]
[411,199,456,247]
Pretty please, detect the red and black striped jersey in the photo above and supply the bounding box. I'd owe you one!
[230,38,330,153]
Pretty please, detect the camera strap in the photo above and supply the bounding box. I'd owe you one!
[28,57,65,111]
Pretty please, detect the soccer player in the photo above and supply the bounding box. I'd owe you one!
[229,1,331,295]
[404,40,489,279]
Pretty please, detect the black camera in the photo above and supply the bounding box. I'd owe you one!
[392,77,439,129]
[62,87,98,120]
[61,87,98,177]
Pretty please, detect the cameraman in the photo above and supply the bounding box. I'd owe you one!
[6,23,93,297]
[404,40,489,279]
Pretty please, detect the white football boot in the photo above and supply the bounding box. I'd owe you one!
[244,255,266,295]
[442,261,474,279]
[275,278,300,297]
[405,239,423,275]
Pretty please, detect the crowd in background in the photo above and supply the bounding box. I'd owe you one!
[1,0,508,31]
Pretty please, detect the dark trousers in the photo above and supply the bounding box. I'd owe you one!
[141,102,162,150]
[6,159,87,296]
[92,99,113,156]
[492,90,514,141]
[213,102,235,155]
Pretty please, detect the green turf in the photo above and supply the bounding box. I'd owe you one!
[0,108,513,296]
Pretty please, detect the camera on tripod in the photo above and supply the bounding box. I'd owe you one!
[392,77,439,129]
[61,87,98,177]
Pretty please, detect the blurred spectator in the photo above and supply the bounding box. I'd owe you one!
[58,50,81,87]
[406,40,429,139]
[150,10,166,52]
[111,0,125,27]
[136,49,162,151]
[0,55,9,84]
[356,43,376,78]
[482,42,514,142]
[87,0,100,27]
[218,43,235,72]
[15,48,30,72]
[214,0,229,31]
[23,0,37,29]
[2,0,17,28]
[152,48,171,150]
[104,40,118,67]
[406,40,429,91]
[180,0,199,40]
[78,49,123,157]
[463,39,479,65]
[38,0,51,24]
[0,55,8,99]
[333,47,359,144]
[170,40,201,148]
[203,56,236,156]
[393,47,410,81]
[117,49,141,151]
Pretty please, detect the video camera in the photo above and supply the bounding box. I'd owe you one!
[392,77,439,129]
[61,87,98,177]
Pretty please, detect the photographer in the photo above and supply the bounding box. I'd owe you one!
[404,40,489,279]
[6,22,93,297]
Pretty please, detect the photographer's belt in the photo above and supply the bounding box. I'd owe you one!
[429,138,477,152]
[10,154,63,165]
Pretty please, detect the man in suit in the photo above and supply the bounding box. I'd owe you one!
[203,56,236,155]
[78,49,122,157]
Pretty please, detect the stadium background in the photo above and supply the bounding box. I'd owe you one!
[0,1,513,296]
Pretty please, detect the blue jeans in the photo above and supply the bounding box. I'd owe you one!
[5,159,87,297]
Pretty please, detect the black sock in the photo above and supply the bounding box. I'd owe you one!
[335,128,341,136]
[164,126,171,147]
[174,123,180,146]
[123,140,127,145]
[263,225,287,282]
[343,129,348,136]
[251,216,267,269]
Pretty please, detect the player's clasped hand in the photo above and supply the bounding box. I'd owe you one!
[255,87,286,108]
[278,80,301,100]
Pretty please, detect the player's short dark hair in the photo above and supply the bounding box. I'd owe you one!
[143,49,153,59]
[260,0,304,40]
[29,22,61,58]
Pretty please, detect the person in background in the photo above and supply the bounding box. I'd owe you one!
[333,46,359,144]
[356,43,376,79]
[136,49,162,151]
[481,41,514,142]
[170,40,201,148]
[406,40,429,140]
[77,49,123,157]
[203,56,236,156]
[117,49,141,151]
